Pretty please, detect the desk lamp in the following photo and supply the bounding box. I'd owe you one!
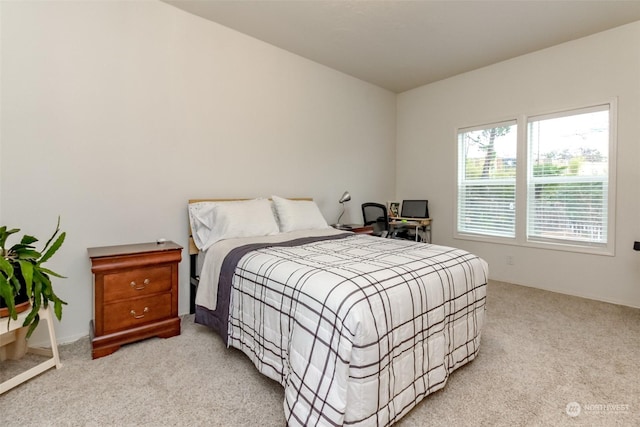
[336,191,351,226]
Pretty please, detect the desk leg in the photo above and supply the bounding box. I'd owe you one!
[417,225,431,243]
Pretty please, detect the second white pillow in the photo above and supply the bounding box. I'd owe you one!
[272,195,329,232]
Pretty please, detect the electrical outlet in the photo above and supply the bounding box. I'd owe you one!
[506,255,514,265]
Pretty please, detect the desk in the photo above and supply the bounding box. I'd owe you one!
[389,217,432,243]
[0,306,62,394]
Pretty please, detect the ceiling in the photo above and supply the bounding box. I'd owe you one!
[163,1,640,93]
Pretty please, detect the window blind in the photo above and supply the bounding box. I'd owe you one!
[526,107,609,246]
[457,122,517,238]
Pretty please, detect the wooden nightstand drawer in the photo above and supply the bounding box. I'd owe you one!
[103,293,172,334]
[103,265,172,302]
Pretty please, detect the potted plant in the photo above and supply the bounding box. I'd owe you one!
[0,218,66,338]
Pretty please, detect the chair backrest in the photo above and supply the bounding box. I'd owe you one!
[362,203,389,231]
[400,200,429,219]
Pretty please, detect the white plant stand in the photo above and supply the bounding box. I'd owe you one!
[0,306,62,394]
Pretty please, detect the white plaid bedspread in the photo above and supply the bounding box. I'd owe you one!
[226,234,488,426]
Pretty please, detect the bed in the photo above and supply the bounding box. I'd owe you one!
[188,197,488,426]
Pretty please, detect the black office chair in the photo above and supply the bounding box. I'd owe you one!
[361,203,389,238]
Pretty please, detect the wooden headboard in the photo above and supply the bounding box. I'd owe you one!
[187,198,312,255]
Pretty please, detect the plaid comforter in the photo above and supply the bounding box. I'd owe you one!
[216,234,487,426]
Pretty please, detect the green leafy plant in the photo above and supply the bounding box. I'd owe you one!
[0,218,66,337]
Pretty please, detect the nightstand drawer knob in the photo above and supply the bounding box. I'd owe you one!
[129,278,150,290]
[130,307,149,319]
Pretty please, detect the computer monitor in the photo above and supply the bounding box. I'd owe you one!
[401,200,429,218]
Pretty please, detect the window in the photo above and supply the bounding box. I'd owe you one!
[527,107,610,246]
[457,121,517,238]
[456,102,616,254]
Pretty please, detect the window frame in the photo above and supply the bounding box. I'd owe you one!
[454,100,617,256]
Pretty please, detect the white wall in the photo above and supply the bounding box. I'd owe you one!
[0,1,396,343]
[397,22,640,308]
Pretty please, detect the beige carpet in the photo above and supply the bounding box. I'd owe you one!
[1,280,639,426]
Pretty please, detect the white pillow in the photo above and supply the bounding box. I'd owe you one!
[188,202,219,250]
[271,195,329,232]
[189,199,280,250]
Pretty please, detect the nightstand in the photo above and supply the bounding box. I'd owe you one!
[88,241,182,359]
[333,224,374,235]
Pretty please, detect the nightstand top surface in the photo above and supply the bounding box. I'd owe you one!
[87,241,182,259]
